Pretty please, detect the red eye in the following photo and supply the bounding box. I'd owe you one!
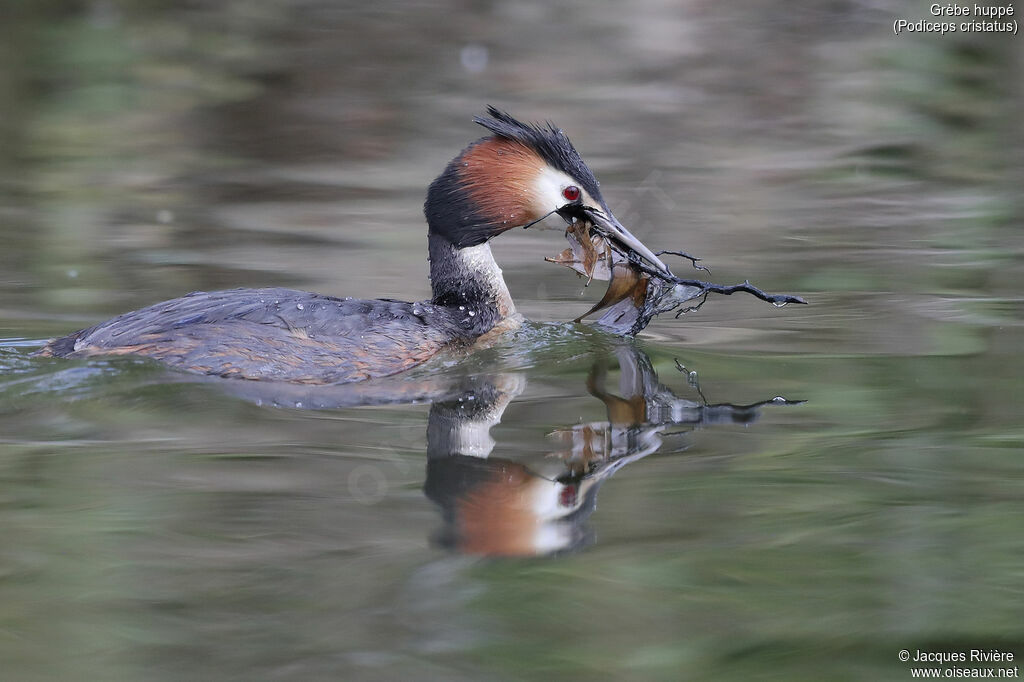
[562,185,581,202]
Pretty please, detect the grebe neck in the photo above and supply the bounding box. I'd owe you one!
[428,233,515,320]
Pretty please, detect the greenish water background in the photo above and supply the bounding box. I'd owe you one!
[0,1,1022,680]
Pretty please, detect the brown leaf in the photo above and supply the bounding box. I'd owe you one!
[549,221,650,321]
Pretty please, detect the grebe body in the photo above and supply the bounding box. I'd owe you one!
[40,108,667,383]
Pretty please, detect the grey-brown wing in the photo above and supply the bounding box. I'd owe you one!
[42,288,462,384]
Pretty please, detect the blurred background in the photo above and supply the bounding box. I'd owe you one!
[0,1,1021,680]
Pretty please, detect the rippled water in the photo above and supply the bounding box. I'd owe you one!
[1,2,1022,680]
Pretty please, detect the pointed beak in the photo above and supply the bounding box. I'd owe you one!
[584,207,671,275]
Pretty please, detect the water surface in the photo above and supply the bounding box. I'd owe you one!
[1,2,1022,680]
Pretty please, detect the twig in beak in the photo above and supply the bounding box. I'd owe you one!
[625,252,808,307]
[583,206,671,275]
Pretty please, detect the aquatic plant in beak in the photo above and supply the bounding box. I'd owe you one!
[548,218,807,336]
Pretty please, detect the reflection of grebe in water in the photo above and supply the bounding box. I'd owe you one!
[423,346,800,557]
[124,343,798,558]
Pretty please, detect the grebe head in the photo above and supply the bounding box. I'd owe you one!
[424,107,670,274]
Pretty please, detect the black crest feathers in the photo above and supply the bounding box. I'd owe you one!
[473,106,603,203]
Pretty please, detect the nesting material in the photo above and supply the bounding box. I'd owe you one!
[547,221,807,336]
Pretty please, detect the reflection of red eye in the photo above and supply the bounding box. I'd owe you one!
[562,185,581,202]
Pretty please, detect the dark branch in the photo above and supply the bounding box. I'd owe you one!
[656,249,711,273]
[672,278,807,306]
[626,250,808,307]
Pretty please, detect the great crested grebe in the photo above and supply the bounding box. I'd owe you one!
[39,108,669,384]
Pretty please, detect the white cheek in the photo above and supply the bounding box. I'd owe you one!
[532,167,596,215]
